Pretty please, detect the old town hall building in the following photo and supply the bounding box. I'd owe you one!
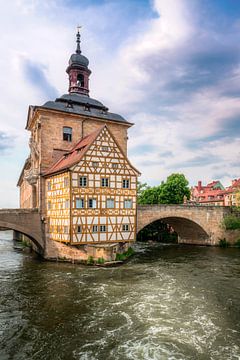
[17,30,140,259]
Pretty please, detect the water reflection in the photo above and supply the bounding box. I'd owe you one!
[0,231,240,359]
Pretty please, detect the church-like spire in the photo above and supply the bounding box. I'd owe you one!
[66,28,91,96]
[76,26,81,54]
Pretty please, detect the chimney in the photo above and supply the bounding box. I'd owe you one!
[198,181,202,191]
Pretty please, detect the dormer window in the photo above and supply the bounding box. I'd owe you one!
[77,73,84,87]
[63,127,72,142]
[84,103,91,112]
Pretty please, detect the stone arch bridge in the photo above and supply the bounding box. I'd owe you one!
[137,204,232,245]
[0,205,235,259]
[0,209,44,254]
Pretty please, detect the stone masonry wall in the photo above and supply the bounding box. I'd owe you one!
[137,205,234,245]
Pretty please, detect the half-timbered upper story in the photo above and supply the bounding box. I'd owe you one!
[44,125,140,245]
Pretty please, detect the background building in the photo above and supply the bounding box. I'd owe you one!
[191,179,240,206]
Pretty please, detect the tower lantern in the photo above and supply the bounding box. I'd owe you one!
[66,27,91,96]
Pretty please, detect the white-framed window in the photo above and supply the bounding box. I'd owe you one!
[76,198,84,209]
[47,181,51,191]
[106,199,115,208]
[122,179,130,188]
[63,127,72,142]
[112,163,118,169]
[65,199,70,209]
[47,201,51,210]
[101,178,109,187]
[92,162,99,168]
[57,225,60,233]
[122,224,129,232]
[64,177,69,187]
[64,226,69,234]
[100,225,106,232]
[92,225,98,233]
[77,225,82,233]
[88,198,97,208]
[124,199,132,208]
[102,146,108,152]
[79,176,87,187]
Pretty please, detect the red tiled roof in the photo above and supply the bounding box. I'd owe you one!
[44,126,105,176]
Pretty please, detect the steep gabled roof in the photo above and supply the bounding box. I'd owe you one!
[43,126,104,176]
[43,125,141,177]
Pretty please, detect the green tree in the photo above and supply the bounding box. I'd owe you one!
[138,183,162,204]
[159,173,190,204]
[137,181,150,197]
[137,174,190,205]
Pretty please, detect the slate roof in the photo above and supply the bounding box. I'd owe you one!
[41,93,131,125]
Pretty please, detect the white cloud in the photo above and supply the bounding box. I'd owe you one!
[0,0,239,207]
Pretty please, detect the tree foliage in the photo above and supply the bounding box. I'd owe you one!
[138,173,190,205]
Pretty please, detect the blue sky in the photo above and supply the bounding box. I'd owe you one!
[0,0,240,207]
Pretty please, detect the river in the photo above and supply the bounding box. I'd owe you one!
[0,230,240,360]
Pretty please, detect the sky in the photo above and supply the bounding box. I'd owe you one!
[0,0,240,208]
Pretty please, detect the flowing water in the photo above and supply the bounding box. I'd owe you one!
[0,230,240,360]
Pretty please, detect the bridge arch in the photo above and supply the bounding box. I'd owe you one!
[137,216,210,244]
[0,220,44,253]
[0,209,44,254]
[136,204,227,245]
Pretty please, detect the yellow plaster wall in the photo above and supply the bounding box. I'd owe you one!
[45,172,71,243]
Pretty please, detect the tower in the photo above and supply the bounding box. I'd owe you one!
[66,28,91,95]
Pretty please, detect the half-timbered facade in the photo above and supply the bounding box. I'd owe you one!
[45,125,139,245]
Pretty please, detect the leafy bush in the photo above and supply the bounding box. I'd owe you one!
[115,253,127,261]
[219,238,229,248]
[125,247,135,257]
[97,257,105,264]
[87,256,94,265]
[115,247,135,261]
[223,215,240,230]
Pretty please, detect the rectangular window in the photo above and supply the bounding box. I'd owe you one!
[65,199,70,209]
[57,225,60,233]
[122,179,130,188]
[101,178,109,187]
[124,199,132,208]
[122,224,129,232]
[64,177,69,187]
[47,201,51,210]
[92,162,99,168]
[92,225,98,233]
[102,146,108,152]
[76,198,84,209]
[100,225,106,232]
[79,176,87,187]
[106,199,114,208]
[64,226,68,234]
[63,127,72,142]
[77,225,82,233]
[112,163,118,169]
[88,198,97,208]
[47,181,51,191]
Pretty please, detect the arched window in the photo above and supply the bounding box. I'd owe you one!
[77,73,84,87]
[63,127,72,142]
